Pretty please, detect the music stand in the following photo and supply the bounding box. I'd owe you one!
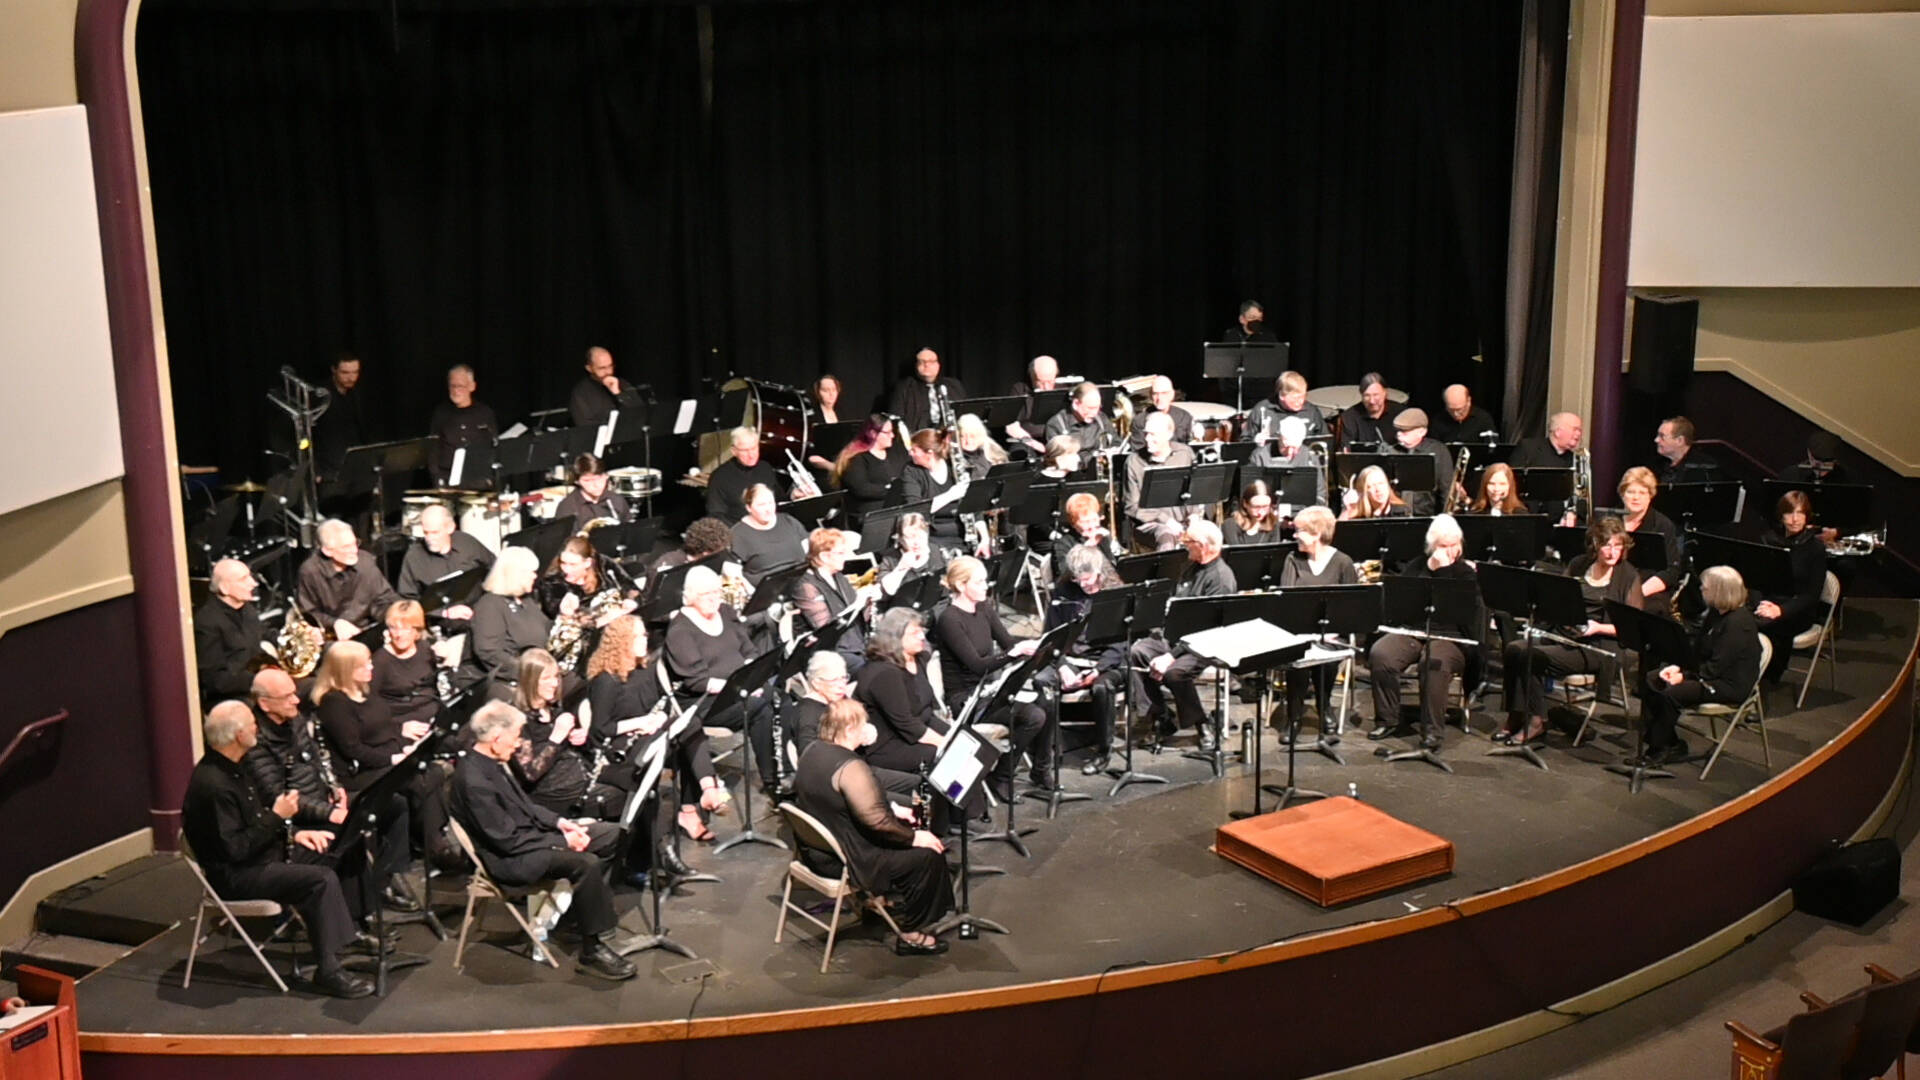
[417,565,486,614]
[1657,481,1746,530]
[1446,441,1517,468]
[1515,468,1576,512]
[1262,584,1381,769]
[925,727,1006,940]
[781,491,845,531]
[1237,464,1322,512]
[641,550,730,622]
[1457,514,1549,565]
[880,570,945,614]
[952,395,1026,431]
[586,518,659,567]
[333,731,446,993]
[807,421,860,465]
[1372,575,1481,774]
[336,438,432,540]
[1027,389,1070,427]
[1600,599,1689,794]
[1083,579,1175,795]
[1201,340,1288,416]
[1139,461,1237,520]
[956,620,1079,859]
[1333,518,1429,570]
[694,646,788,856]
[612,692,720,960]
[1475,562,1593,771]
[1685,529,1795,599]
[856,499,933,555]
[1176,608,1311,803]
[1756,479,1874,534]
[1115,549,1191,586]
[1333,452,1435,496]
[499,516,577,569]
[1220,542,1298,592]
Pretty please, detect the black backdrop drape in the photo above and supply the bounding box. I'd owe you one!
[138,0,1522,480]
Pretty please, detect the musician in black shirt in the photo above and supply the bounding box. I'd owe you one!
[836,416,908,520]
[706,427,786,522]
[1367,515,1483,752]
[296,519,399,642]
[1639,566,1761,764]
[311,352,368,480]
[788,528,870,672]
[1049,545,1128,774]
[935,557,1050,798]
[1224,299,1277,343]
[195,558,268,702]
[183,702,372,998]
[1653,416,1723,487]
[1509,412,1583,470]
[1428,385,1500,445]
[1337,372,1404,449]
[888,347,967,437]
[427,364,498,486]
[1754,490,1830,684]
[568,346,647,430]
[394,504,491,618]
[1130,520,1235,744]
[552,452,629,530]
[1043,382,1113,452]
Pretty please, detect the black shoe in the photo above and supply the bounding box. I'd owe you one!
[893,934,950,956]
[988,775,1015,804]
[1081,753,1112,776]
[1419,734,1444,753]
[1195,726,1217,752]
[658,834,695,879]
[380,884,420,914]
[1368,721,1408,742]
[428,844,470,875]
[313,967,375,999]
[348,926,401,954]
[1028,766,1058,790]
[578,940,637,981]
[1648,740,1689,765]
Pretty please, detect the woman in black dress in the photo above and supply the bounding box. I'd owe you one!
[370,599,439,730]
[793,699,952,955]
[1223,479,1282,546]
[1498,516,1644,745]
[664,566,778,795]
[788,527,869,671]
[852,606,947,778]
[314,639,451,863]
[935,556,1051,797]
[1469,463,1530,515]
[901,429,968,547]
[1278,506,1360,729]
[585,616,712,861]
[1753,489,1829,684]
[834,415,907,520]
[464,546,550,686]
[505,647,595,814]
[1616,467,1685,618]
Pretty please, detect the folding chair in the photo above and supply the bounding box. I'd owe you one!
[179,836,304,992]
[774,803,905,972]
[1788,571,1841,710]
[446,818,560,971]
[1690,635,1773,780]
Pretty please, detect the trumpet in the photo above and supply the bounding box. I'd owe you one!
[785,449,823,500]
[1827,524,1887,556]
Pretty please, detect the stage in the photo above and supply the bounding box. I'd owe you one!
[71,600,1918,1079]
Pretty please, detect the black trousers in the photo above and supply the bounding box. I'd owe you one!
[328,791,411,922]
[496,821,623,939]
[215,853,358,975]
[980,700,1050,787]
[1129,638,1210,730]
[1368,635,1466,738]
[1639,674,1729,751]
[1284,662,1339,729]
[707,690,778,788]
[1501,638,1613,721]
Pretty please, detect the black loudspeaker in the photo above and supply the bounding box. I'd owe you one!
[1628,293,1700,395]
[1791,838,1900,926]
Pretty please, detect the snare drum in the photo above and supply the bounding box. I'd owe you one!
[459,494,523,553]
[400,496,444,539]
[1184,401,1239,443]
[521,485,572,522]
[607,466,662,501]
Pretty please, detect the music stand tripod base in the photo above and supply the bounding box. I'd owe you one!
[1378,745,1456,774]
[1603,758,1675,794]
[1487,741,1550,771]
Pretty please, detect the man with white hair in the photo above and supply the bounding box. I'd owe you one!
[183,701,373,998]
[1008,354,1061,448]
[1123,411,1198,551]
[1128,520,1237,745]
[1511,411,1583,470]
[1127,376,1195,452]
[1366,514,1483,753]
[395,503,492,619]
[452,702,635,981]
[195,557,268,702]
[705,426,787,522]
[296,519,398,643]
[427,363,498,485]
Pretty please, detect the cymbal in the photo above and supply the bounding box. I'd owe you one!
[222,481,269,493]
[405,487,468,497]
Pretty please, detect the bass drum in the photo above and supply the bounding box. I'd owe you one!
[1184,401,1238,443]
[460,494,522,553]
[746,379,810,458]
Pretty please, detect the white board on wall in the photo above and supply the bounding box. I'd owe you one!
[1630,13,1920,288]
[0,105,123,517]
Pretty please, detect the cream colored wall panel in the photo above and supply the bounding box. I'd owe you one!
[0,480,135,638]
[0,0,78,112]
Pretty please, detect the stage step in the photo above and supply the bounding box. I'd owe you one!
[1,932,133,980]
[35,854,196,946]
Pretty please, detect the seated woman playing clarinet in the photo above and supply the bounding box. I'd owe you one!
[1498,515,1643,746]
[876,512,951,600]
[1469,462,1530,515]
[793,699,953,956]
[1050,491,1119,584]
[1754,489,1828,686]
[853,606,984,826]
[1638,565,1761,765]
[788,527,870,672]
[1339,464,1411,520]
[935,557,1052,798]
[584,615,710,866]
[1279,507,1359,730]
[1223,478,1282,546]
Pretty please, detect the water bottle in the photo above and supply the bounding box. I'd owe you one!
[1347,782,1360,802]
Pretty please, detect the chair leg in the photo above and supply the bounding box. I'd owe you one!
[1757,703,1773,773]
[821,891,846,974]
[227,912,290,993]
[501,897,559,968]
[184,904,207,989]
[453,894,478,972]
[1699,710,1742,780]
[775,876,793,945]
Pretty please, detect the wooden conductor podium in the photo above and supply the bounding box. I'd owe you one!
[1,966,82,1080]
[1215,797,1453,907]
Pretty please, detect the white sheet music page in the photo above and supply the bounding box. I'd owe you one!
[1179,619,1312,668]
[447,447,466,487]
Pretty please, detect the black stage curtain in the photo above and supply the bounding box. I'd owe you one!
[140,0,1522,479]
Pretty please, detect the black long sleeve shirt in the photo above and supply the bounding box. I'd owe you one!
[183,751,288,881]
[935,602,1019,710]
[195,597,265,701]
[395,532,494,600]
[296,552,398,632]
[427,399,499,484]
[242,706,338,828]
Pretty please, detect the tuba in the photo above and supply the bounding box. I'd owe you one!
[274,606,327,678]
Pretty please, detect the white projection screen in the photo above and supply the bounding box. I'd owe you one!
[1630,13,1920,288]
[0,105,123,517]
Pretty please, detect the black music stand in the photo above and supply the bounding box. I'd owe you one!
[696,646,788,856]
[1201,341,1288,416]
[641,550,730,622]
[1685,530,1795,599]
[856,499,933,554]
[1458,514,1549,565]
[1115,548,1191,586]
[925,727,1007,941]
[1371,575,1481,774]
[1756,479,1874,534]
[612,692,721,960]
[1027,389,1070,427]
[1237,464,1323,512]
[1083,580,1175,796]
[1446,441,1517,467]
[493,428,573,489]
[1164,594,1292,778]
[417,565,486,615]
[1262,584,1382,772]
[1173,606,1312,810]
[1515,468,1576,514]
[1138,461,1237,522]
[1332,452,1435,497]
[1220,542,1298,592]
[1334,517,1429,570]
[587,518,659,567]
[499,516,576,569]
[1657,481,1746,531]
[807,421,860,466]
[958,621,1079,859]
[1600,599,1690,794]
[781,491,845,531]
[952,395,1026,431]
[336,437,432,538]
[1475,562,1593,771]
[333,731,445,994]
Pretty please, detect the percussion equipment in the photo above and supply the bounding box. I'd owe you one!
[400,496,444,539]
[1184,401,1238,444]
[460,493,523,552]
[222,480,269,494]
[607,466,662,501]
[521,485,572,522]
[733,377,810,457]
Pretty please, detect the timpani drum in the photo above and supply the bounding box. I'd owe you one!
[400,496,443,539]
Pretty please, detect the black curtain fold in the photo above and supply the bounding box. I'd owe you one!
[1504,0,1571,439]
[140,0,1524,478]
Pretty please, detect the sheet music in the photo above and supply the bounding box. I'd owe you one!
[930,728,986,804]
[501,422,528,439]
[674,399,697,435]
[448,447,466,487]
[1179,618,1313,668]
[595,412,615,457]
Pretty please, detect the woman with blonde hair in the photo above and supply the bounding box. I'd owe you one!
[465,546,549,685]
[316,638,452,867]
[934,557,1050,796]
[954,413,1007,477]
[583,617,707,866]
[1614,466,1684,615]
[1339,465,1409,520]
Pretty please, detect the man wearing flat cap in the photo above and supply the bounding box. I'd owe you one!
[1388,407,1453,516]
